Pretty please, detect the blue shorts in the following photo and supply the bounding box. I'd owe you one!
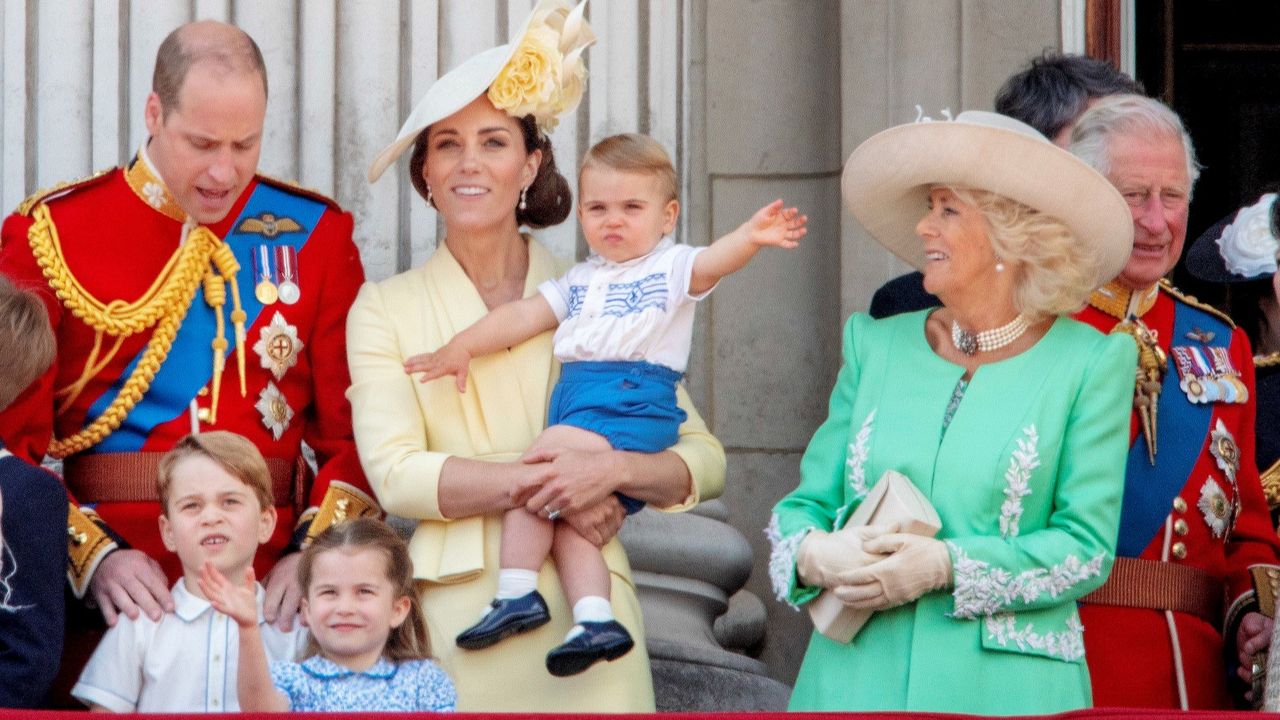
[548,361,687,514]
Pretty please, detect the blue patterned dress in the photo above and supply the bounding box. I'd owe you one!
[270,655,456,712]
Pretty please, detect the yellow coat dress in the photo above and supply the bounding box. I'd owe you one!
[345,238,726,711]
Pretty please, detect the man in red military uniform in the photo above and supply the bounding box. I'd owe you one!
[0,20,377,637]
[1069,94,1280,708]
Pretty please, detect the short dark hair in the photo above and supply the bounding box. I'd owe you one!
[153,21,268,117]
[994,52,1142,140]
[0,276,54,411]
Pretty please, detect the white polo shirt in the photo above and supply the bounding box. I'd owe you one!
[72,579,306,712]
[538,237,713,373]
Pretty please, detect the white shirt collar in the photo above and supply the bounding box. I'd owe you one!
[171,577,266,624]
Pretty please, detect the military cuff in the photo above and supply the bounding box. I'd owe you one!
[303,480,381,545]
[67,505,119,599]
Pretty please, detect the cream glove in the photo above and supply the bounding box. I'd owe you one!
[832,532,952,610]
[796,526,891,590]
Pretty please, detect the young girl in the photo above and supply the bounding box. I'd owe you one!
[200,518,456,712]
[405,133,805,676]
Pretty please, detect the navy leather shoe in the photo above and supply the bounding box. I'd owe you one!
[545,620,634,677]
[456,591,551,650]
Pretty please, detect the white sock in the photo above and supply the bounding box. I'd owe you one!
[494,569,539,600]
[572,596,614,624]
[564,597,614,642]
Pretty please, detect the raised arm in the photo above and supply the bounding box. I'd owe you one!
[403,295,558,392]
[689,199,806,295]
[198,563,289,713]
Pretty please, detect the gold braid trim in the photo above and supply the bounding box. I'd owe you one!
[1256,352,1280,369]
[29,204,198,337]
[1160,278,1237,328]
[28,205,242,457]
[1261,458,1280,511]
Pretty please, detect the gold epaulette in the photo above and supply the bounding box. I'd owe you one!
[1250,565,1280,618]
[13,169,114,217]
[1262,458,1280,511]
[67,504,117,598]
[1160,279,1237,328]
[1256,352,1280,369]
[256,174,344,212]
[304,480,381,544]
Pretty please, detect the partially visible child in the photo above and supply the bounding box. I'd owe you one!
[201,517,456,712]
[0,275,64,708]
[71,431,304,712]
[405,133,806,676]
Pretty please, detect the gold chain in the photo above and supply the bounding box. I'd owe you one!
[28,204,238,458]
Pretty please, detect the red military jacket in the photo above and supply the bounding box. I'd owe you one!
[1075,280,1280,709]
[0,152,378,595]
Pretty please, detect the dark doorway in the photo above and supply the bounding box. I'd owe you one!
[1135,0,1280,303]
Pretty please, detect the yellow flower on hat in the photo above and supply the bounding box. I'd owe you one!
[488,0,595,133]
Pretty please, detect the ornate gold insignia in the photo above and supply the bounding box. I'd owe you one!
[306,481,381,544]
[253,312,304,381]
[1088,280,1159,320]
[255,382,293,440]
[237,213,305,239]
[124,152,185,222]
[1210,419,1240,484]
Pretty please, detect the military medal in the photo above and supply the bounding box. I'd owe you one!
[1210,419,1240,484]
[1197,477,1231,539]
[276,246,300,305]
[253,312,304,381]
[255,381,293,440]
[1209,347,1249,403]
[253,246,278,305]
[1172,346,1217,403]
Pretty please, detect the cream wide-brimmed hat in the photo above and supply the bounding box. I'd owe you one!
[366,0,595,183]
[842,110,1133,285]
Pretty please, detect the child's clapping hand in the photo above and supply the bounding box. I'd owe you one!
[742,199,807,249]
[404,343,473,393]
[198,560,260,630]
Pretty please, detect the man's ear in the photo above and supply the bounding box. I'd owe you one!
[144,92,165,137]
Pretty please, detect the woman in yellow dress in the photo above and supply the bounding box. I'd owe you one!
[346,1,725,711]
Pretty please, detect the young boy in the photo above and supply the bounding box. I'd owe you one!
[71,431,305,712]
[406,133,806,676]
[0,275,64,708]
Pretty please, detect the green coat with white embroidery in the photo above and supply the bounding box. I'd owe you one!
[770,311,1135,714]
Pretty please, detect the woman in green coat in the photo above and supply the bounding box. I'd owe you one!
[770,112,1137,714]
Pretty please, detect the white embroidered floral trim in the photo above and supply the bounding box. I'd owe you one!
[948,543,1105,619]
[999,425,1039,539]
[766,513,808,610]
[142,181,166,209]
[984,612,1085,662]
[845,409,876,499]
[1197,477,1229,539]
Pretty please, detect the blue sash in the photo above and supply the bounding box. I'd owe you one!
[86,183,326,453]
[1115,302,1231,556]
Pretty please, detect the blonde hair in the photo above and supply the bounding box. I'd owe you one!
[580,133,678,202]
[157,432,274,513]
[949,186,1100,320]
[0,276,54,411]
[298,518,432,662]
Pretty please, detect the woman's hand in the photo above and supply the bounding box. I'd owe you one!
[797,526,890,589]
[404,342,472,393]
[519,446,622,516]
[833,533,952,610]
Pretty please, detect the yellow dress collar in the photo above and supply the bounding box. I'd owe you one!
[124,145,186,222]
[1088,280,1159,320]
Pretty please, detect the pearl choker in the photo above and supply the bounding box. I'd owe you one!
[951,314,1031,356]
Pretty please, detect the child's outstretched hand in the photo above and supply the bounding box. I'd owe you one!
[198,560,260,630]
[404,343,472,393]
[743,199,807,249]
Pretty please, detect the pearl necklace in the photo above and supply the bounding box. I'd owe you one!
[951,314,1031,356]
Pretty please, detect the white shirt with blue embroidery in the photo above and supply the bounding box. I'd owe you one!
[71,579,306,712]
[538,237,713,373]
[270,655,457,712]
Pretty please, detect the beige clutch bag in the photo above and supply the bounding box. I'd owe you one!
[807,469,941,643]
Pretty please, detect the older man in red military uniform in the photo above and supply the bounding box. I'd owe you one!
[0,20,376,639]
[1069,94,1280,709]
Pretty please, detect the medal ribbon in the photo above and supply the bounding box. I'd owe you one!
[1116,302,1231,556]
[85,183,325,452]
